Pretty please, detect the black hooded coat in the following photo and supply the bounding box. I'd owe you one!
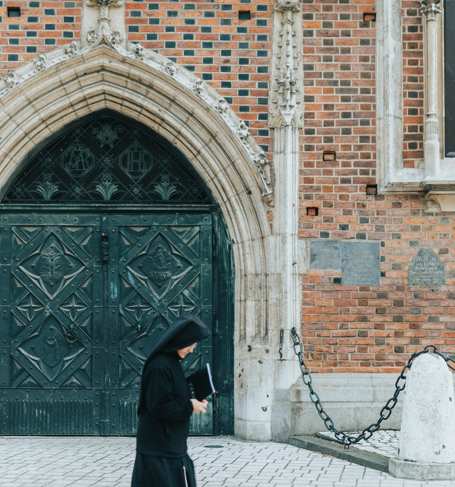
[131,317,209,487]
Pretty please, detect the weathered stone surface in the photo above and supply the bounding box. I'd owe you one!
[309,240,340,270]
[389,353,455,480]
[310,240,380,286]
[408,248,445,288]
[341,241,380,286]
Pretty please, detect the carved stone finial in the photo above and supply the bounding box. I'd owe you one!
[238,121,250,142]
[86,0,123,47]
[87,0,122,6]
[420,0,442,17]
[64,41,80,57]
[34,54,48,72]
[270,0,303,128]
[252,151,273,197]
[216,98,229,114]
[3,71,18,89]
[132,43,144,59]
[164,62,177,76]
[275,0,301,12]
[193,79,204,95]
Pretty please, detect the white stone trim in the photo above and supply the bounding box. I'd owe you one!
[269,0,303,441]
[376,0,406,192]
[376,0,455,206]
[0,42,272,203]
[82,0,126,48]
[0,45,277,441]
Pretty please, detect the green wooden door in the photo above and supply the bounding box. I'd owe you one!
[103,212,214,435]
[0,211,217,435]
[0,214,103,434]
[0,110,233,436]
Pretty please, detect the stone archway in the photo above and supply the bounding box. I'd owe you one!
[0,44,278,440]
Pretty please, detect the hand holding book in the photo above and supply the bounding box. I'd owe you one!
[187,363,216,401]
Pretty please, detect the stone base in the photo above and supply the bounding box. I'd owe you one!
[389,457,455,480]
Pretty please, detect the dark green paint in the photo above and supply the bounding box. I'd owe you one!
[0,110,234,436]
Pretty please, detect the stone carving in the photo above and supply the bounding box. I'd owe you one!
[34,54,48,72]
[131,42,144,60]
[3,71,18,89]
[216,98,229,114]
[421,0,442,17]
[87,0,122,6]
[238,121,250,142]
[164,62,177,76]
[193,79,204,95]
[252,152,273,198]
[270,0,303,128]
[64,41,79,57]
[0,41,274,204]
[409,248,445,288]
[86,0,123,47]
[275,0,300,11]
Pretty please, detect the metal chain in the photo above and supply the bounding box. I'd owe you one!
[290,327,455,448]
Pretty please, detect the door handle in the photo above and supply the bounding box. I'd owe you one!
[101,232,109,263]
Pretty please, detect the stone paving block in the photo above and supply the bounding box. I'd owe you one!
[2,436,455,486]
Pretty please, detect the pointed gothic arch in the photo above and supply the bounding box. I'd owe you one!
[0,45,276,439]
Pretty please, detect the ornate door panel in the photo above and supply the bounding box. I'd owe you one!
[105,213,214,435]
[0,214,104,434]
[0,111,233,436]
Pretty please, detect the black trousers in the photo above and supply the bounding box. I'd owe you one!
[131,453,197,487]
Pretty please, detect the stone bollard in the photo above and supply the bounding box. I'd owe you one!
[389,352,455,480]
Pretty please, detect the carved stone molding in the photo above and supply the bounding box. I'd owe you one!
[270,0,303,128]
[275,0,300,12]
[424,185,455,213]
[421,0,442,18]
[268,1,302,430]
[84,0,124,48]
[0,42,273,203]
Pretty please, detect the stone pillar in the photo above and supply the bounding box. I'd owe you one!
[389,353,455,480]
[269,0,303,441]
[375,0,403,190]
[422,0,443,178]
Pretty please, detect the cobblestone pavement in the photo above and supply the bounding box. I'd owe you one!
[0,435,453,487]
[319,430,399,458]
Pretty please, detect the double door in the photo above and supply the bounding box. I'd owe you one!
[0,211,214,435]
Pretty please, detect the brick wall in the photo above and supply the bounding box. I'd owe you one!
[402,0,424,168]
[0,0,81,73]
[301,0,455,373]
[1,0,453,374]
[0,0,272,151]
[125,0,273,151]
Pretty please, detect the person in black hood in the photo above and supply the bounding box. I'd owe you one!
[131,316,210,487]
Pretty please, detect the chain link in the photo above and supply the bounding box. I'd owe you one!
[290,327,455,448]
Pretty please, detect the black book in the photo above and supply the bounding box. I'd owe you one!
[187,363,216,401]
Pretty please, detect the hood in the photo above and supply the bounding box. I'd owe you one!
[144,316,209,365]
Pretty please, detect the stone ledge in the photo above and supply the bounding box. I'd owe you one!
[389,457,455,481]
[289,435,389,473]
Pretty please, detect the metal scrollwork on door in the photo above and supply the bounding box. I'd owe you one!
[2,110,212,205]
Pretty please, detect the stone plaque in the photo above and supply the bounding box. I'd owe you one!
[341,241,380,286]
[408,248,445,288]
[310,240,341,270]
